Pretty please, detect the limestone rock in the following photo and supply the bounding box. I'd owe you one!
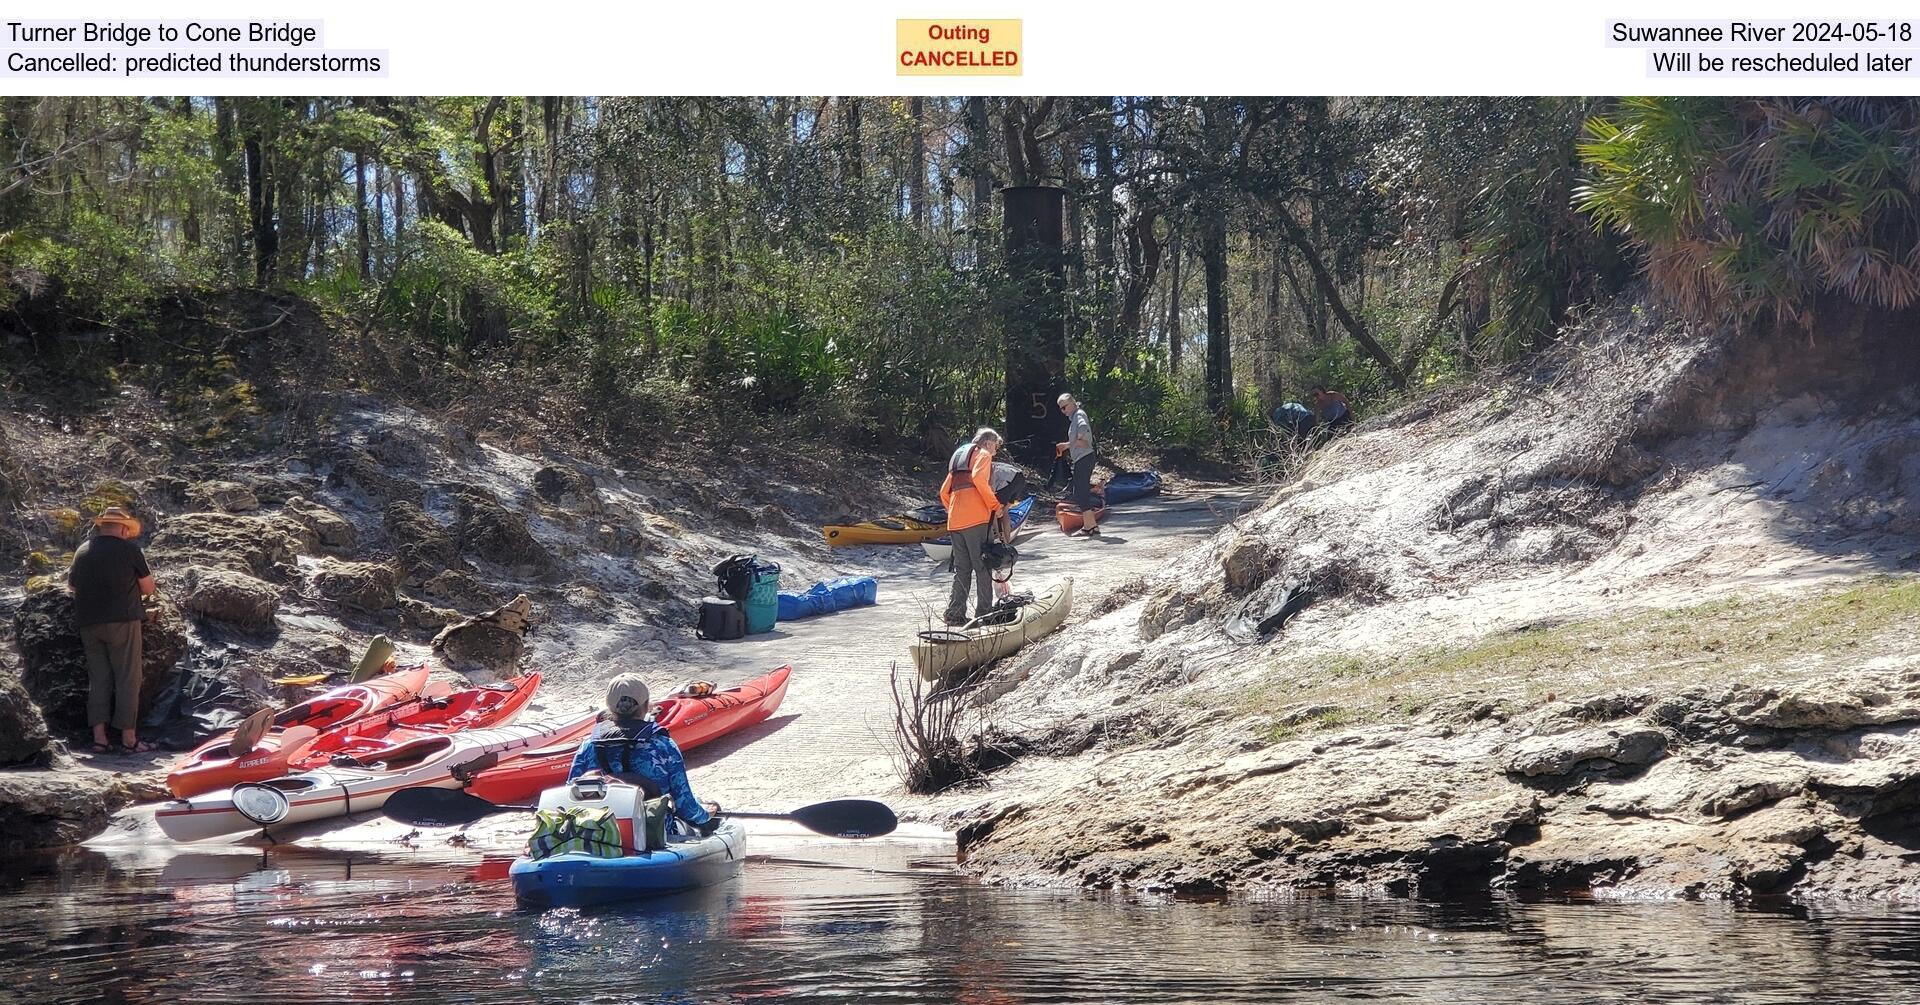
[282,496,358,552]
[1221,534,1276,596]
[431,593,533,675]
[187,480,260,513]
[419,569,502,612]
[533,464,599,513]
[385,500,463,583]
[325,447,424,505]
[148,511,300,582]
[1726,680,1920,732]
[397,596,461,631]
[177,566,280,628]
[452,489,554,576]
[365,426,441,468]
[0,769,116,850]
[1506,725,1668,778]
[0,672,51,766]
[312,560,398,613]
[11,590,185,730]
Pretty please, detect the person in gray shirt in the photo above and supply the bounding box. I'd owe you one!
[66,508,158,753]
[1056,392,1099,536]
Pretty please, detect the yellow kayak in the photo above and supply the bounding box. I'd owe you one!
[823,505,948,547]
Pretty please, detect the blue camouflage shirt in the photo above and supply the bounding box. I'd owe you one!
[567,717,712,827]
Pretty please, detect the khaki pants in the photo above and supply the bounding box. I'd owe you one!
[80,620,143,731]
[946,523,993,624]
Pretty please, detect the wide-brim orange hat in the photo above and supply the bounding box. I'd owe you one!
[92,507,143,537]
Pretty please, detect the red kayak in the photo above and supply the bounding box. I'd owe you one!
[165,663,433,799]
[463,665,792,805]
[285,673,543,772]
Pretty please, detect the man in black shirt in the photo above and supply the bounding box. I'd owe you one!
[66,508,157,753]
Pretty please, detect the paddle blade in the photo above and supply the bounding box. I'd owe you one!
[785,799,898,839]
[382,786,527,827]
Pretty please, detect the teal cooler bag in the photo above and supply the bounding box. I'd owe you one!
[744,560,780,633]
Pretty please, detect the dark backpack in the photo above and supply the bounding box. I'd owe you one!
[696,596,746,640]
[713,555,757,603]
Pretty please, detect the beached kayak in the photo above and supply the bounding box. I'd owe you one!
[1055,501,1108,534]
[923,495,1035,564]
[164,663,434,799]
[461,665,792,806]
[154,711,598,842]
[1102,470,1163,505]
[823,504,948,546]
[911,578,1073,679]
[283,672,543,772]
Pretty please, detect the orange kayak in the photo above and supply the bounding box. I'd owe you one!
[285,672,543,772]
[462,665,792,805]
[1055,501,1107,534]
[164,663,432,798]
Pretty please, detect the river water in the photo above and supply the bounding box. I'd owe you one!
[5,832,1920,1004]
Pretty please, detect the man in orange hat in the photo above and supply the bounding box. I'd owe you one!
[66,508,157,753]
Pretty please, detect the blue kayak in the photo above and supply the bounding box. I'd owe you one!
[1102,470,1162,506]
[923,495,1035,563]
[509,821,746,908]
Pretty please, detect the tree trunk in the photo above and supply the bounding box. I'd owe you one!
[908,97,926,229]
[842,97,863,184]
[354,151,370,280]
[1201,203,1232,415]
[1272,205,1409,389]
[244,115,277,287]
[1092,97,1116,273]
[1166,226,1184,372]
[965,97,994,263]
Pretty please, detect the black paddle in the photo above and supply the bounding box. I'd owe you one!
[383,787,899,838]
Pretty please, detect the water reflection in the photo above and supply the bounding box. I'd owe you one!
[2,841,1919,1003]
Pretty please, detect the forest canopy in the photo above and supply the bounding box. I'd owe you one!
[2,96,1915,456]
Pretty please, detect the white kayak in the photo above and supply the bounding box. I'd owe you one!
[155,710,598,842]
[911,578,1073,680]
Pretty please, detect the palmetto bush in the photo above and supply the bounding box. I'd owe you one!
[1577,97,1920,329]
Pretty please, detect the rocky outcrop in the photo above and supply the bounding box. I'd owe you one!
[0,765,160,850]
[384,500,463,584]
[186,480,260,513]
[418,569,501,611]
[148,512,300,582]
[431,593,532,675]
[176,566,280,628]
[11,591,186,730]
[311,560,397,613]
[281,496,357,552]
[955,670,1920,901]
[533,464,599,513]
[325,447,424,505]
[0,673,51,766]
[452,488,553,576]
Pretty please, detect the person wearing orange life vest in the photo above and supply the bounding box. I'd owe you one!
[939,427,1008,626]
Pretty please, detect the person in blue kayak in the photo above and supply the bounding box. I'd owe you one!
[569,673,720,836]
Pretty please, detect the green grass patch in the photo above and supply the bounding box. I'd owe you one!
[1243,575,1920,739]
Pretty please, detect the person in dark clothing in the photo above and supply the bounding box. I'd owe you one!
[1311,387,1354,431]
[568,673,719,836]
[66,508,157,753]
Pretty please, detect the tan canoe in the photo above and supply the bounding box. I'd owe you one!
[912,578,1073,680]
